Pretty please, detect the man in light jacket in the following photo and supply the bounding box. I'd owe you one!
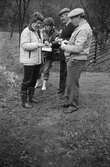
[61,8,93,113]
[20,12,45,108]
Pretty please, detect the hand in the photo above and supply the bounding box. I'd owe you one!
[55,37,63,43]
[61,43,67,50]
[44,41,50,46]
[38,43,45,47]
[61,40,69,45]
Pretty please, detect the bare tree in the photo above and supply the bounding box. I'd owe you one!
[0,0,7,17]
[10,0,31,43]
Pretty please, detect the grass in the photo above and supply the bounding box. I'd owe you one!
[0,31,110,166]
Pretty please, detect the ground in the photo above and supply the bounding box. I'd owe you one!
[0,69,110,167]
[0,32,110,166]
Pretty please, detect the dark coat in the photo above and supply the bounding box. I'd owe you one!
[60,22,76,60]
[42,28,58,61]
[60,22,76,40]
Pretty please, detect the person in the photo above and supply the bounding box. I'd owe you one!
[61,8,93,113]
[35,17,58,90]
[58,8,76,94]
[20,12,45,108]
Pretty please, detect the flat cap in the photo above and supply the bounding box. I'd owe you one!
[59,8,70,16]
[68,8,84,18]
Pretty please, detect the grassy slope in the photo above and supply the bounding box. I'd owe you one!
[0,32,110,166]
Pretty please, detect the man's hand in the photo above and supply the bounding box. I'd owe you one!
[55,37,63,43]
[44,41,52,47]
[61,40,69,45]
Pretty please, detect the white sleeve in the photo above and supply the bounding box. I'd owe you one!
[20,29,39,51]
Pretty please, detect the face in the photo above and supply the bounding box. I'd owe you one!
[45,25,52,32]
[60,12,69,24]
[70,15,80,26]
[31,20,43,31]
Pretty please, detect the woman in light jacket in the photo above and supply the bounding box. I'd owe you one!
[20,12,44,108]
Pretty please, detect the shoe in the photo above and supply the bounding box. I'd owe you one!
[62,103,70,108]
[57,89,64,94]
[42,85,46,90]
[63,106,79,113]
[22,102,33,109]
[35,79,42,88]
[42,80,47,90]
[32,98,37,103]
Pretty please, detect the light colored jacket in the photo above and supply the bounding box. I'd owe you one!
[63,19,92,61]
[20,27,43,65]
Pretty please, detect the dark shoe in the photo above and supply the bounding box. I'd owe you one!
[32,98,37,103]
[22,102,33,108]
[57,89,64,94]
[63,106,79,114]
[62,103,70,108]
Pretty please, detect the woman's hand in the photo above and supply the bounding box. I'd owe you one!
[38,43,45,47]
[44,41,50,46]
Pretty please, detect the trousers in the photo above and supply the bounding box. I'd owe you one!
[42,59,52,81]
[21,64,41,91]
[65,60,86,107]
[59,60,67,92]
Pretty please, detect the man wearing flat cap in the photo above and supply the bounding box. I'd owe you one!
[61,8,93,113]
[57,8,76,95]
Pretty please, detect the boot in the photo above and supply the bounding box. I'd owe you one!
[42,80,47,90]
[28,87,37,104]
[21,91,33,108]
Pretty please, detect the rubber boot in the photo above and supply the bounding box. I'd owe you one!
[21,91,33,108]
[28,87,37,104]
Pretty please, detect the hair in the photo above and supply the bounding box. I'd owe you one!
[44,17,55,27]
[28,12,44,31]
[29,12,44,24]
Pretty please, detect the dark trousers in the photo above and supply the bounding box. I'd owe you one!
[65,60,86,107]
[21,64,41,91]
[59,60,67,92]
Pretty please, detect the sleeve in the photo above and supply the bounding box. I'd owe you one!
[20,29,39,51]
[62,29,88,53]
